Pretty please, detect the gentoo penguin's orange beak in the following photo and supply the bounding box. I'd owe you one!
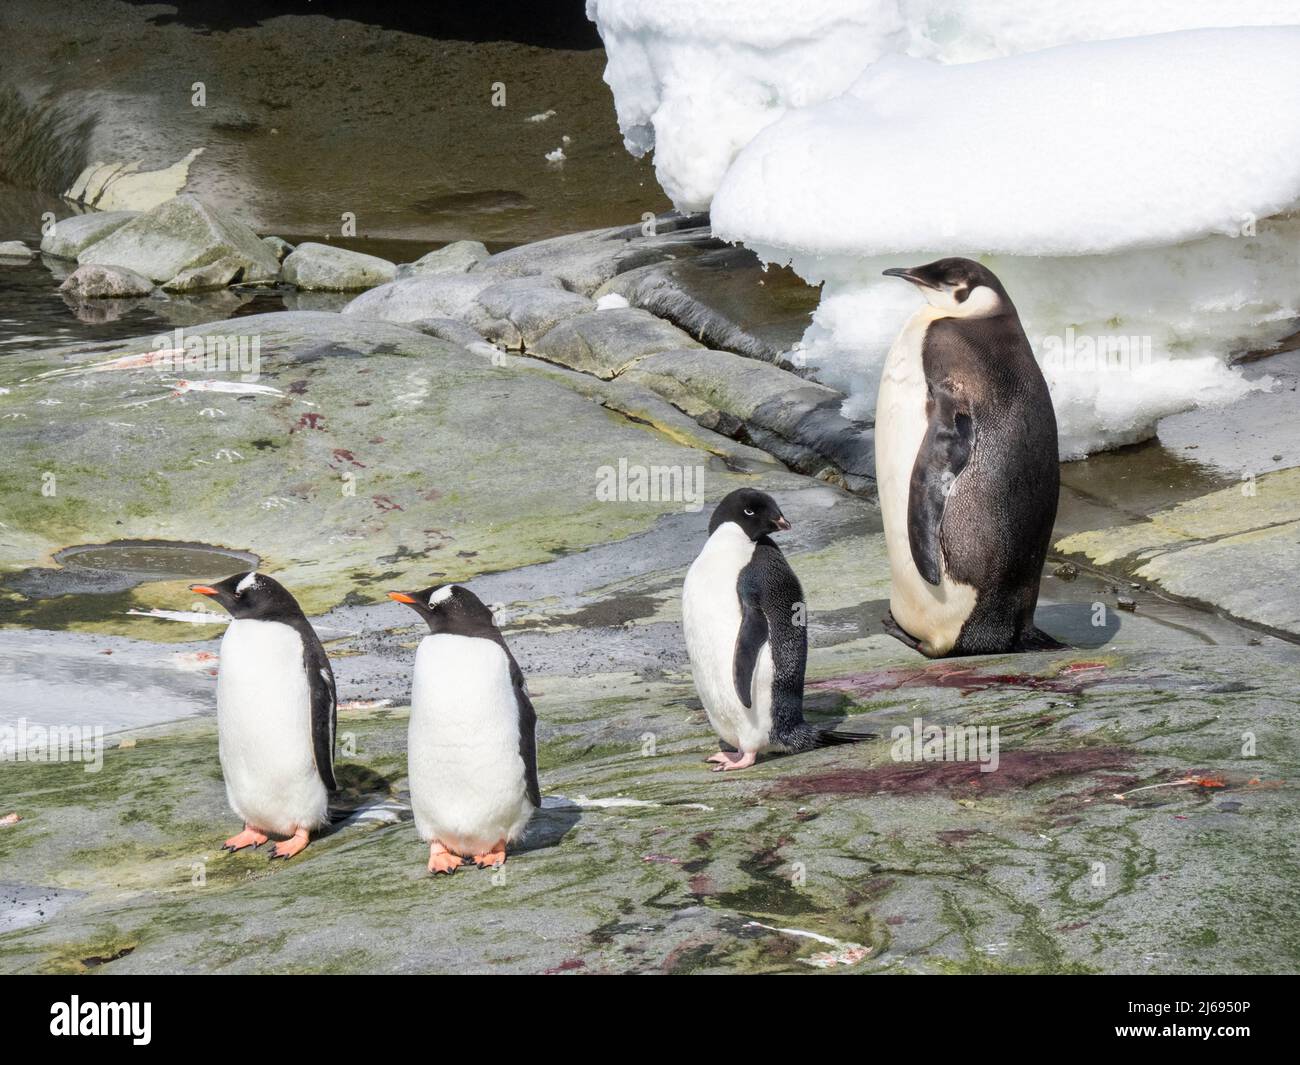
[775,516,792,531]
[387,591,418,604]
[190,585,219,597]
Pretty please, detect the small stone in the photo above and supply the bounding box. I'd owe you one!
[1116,596,1137,612]
[261,235,295,261]
[1053,562,1079,581]
[282,242,397,292]
[408,240,488,276]
[0,240,34,259]
[162,256,245,292]
[59,263,154,298]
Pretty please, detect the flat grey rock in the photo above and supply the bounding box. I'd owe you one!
[627,348,874,487]
[472,275,595,349]
[0,240,34,259]
[531,306,702,378]
[342,272,496,323]
[79,194,280,284]
[282,242,397,291]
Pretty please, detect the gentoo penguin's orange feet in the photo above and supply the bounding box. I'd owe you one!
[222,825,269,852]
[428,841,463,875]
[472,841,507,869]
[269,827,310,860]
[709,750,757,772]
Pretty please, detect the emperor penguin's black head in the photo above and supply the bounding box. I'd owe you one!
[883,257,1013,319]
[387,583,498,636]
[708,488,791,541]
[190,571,303,621]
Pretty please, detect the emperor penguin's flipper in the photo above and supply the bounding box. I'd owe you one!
[882,611,922,651]
[908,376,974,586]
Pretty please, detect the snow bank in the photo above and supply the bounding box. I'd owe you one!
[585,0,910,211]
[712,29,1300,257]
[587,1,1299,213]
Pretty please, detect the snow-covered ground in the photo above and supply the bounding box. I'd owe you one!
[587,3,1300,457]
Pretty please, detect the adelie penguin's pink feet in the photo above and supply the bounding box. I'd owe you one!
[222,825,269,852]
[428,841,464,875]
[269,827,311,860]
[706,750,757,772]
[472,841,507,869]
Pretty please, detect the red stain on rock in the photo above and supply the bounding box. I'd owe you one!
[290,412,325,433]
[811,661,1109,699]
[330,448,365,468]
[542,958,586,975]
[771,747,1133,799]
[372,495,403,512]
[688,874,717,896]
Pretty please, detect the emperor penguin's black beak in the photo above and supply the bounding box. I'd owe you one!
[883,266,936,290]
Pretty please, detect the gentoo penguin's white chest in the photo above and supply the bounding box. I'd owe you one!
[216,618,327,835]
[407,633,532,854]
[681,523,775,753]
[874,308,978,656]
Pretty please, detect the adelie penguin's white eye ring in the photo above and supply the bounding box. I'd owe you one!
[743,508,754,516]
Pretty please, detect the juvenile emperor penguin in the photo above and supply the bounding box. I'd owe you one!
[388,584,540,873]
[877,257,1062,658]
[190,572,336,859]
[682,488,866,771]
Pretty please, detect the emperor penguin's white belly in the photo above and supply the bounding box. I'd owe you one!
[681,524,775,754]
[217,619,328,835]
[875,309,978,656]
[408,634,533,856]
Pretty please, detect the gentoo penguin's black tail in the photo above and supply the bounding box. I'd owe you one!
[1015,626,1068,652]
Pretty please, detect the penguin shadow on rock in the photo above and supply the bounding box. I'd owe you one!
[388,582,577,874]
[874,257,1070,659]
[682,488,876,772]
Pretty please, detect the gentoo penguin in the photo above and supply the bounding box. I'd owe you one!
[876,257,1062,658]
[682,488,866,770]
[190,572,337,859]
[388,584,540,873]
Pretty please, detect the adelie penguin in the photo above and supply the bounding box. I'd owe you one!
[682,488,867,770]
[190,572,336,859]
[388,584,540,873]
[877,257,1063,658]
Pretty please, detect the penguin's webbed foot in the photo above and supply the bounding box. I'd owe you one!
[428,841,463,875]
[707,750,757,772]
[269,827,310,860]
[472,841,507,869]
[222,826,269,852]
